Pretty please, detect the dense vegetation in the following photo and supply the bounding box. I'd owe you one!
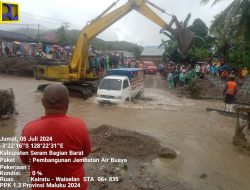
[160,0,250,68]
[91,38,143,57]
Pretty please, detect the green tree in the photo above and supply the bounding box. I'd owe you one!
[159,40,182,63]
[188,18,208,37]
[188,18,209,49]
[186,18,214,62]
[91,38,143,56]
[201,0,250,56]
[228,39,250,68]
[57,26,70,46]
[188,47,209,62]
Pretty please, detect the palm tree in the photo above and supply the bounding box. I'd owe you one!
[201,0,250,56]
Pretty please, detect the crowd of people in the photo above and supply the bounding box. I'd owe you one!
[159,62,195,89]
[160,59,249,89]
[86,52,145,78]
[0,42,74,59]
[194,61,249,81]
[88,53,123,74]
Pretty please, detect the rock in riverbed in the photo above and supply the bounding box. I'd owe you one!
[0,88,16,118]
[158,147,177,158]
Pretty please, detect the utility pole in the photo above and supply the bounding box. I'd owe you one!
[26,24,29,34]
[37,24,40,43]
[62,21,70,31]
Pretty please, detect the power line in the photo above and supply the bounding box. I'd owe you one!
[1,23,38,26]
[62,21,70,31]
[0,23,49,30]
[1,12,77,30]
[20,13,77,30]
[21,15,62,25]
[22,12,69,23]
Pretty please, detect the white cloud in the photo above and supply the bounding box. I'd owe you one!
[1,0,233,46]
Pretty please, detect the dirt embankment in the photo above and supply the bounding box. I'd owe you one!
[144,75,224,100]
[175,79,250,103]
[186,79,223,99]
[0,57,68,77]
[86,125,184,190]
[0,57,41,76]
[89,125,162,160]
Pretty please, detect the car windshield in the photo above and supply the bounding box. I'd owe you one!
[99,79,122,91]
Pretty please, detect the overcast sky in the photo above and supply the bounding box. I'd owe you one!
[1,0,233,46]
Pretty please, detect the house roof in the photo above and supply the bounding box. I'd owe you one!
[41,32,58,43]
[0,30,33,42]
[141,46,164,57]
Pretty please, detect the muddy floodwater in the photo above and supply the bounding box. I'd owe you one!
[1,74,250,190]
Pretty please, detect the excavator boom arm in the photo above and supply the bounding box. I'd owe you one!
[70,0,190,79]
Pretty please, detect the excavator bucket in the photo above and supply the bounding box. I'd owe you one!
[142,0,193,58]
[161,15,193,58]
[174,26,193,58]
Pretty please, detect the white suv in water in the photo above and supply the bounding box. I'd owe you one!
[97,76,131,104]
[96,75,143,104]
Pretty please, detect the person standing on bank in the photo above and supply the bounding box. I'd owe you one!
[19,84,91,190]
[223,77,237,112]
[167,71,174,89]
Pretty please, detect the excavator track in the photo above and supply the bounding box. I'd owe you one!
[37,81,98,99]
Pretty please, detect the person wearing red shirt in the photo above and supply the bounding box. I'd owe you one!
[19,84,91,190]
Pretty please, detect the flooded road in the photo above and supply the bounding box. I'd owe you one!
[1,74,250,190]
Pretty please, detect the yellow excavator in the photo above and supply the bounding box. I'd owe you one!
[35,0,192,98]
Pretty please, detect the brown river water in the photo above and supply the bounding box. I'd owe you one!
[0,74,250,190]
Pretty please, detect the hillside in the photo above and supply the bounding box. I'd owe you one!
[12,28,143,56]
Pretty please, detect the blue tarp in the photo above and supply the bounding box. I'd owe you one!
[107,68,143,80]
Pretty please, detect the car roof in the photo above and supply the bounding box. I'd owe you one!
[103,75,128,80]
[109,68,143,72]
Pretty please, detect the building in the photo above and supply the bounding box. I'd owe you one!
[0,30,34,56]
[41,32,58,44]
[140,46,164,65]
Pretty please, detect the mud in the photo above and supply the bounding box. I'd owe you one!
[233,127,250,155]
[89,125,165,160]
[236,95,250,104]
[1,74,250,190]
[86,125,184,190]
[173,78,250,103]
[180,79,223,99]
[143,76,224,100]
